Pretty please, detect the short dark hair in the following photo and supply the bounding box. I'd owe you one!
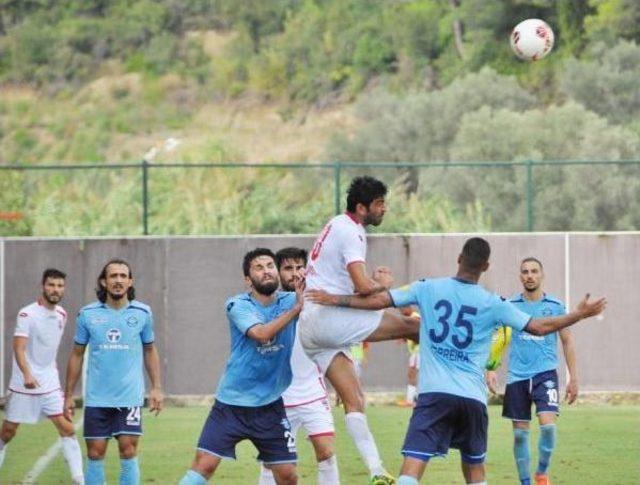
[521,257,544,271]
[275,247,308,269]
[346,176,388,212]
[96,259,135,303]
[243,248,276,277]
[460,237,491,271]
[42,268,66,284]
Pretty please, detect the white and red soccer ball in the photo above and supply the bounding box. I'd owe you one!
[510,19,554,61]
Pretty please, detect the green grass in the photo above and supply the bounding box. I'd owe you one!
[1,404,638,484]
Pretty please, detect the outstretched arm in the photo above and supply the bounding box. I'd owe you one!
[306,288,394,310]
[525,294,606,336]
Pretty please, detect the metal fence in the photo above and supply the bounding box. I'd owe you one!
[1,160,640,235]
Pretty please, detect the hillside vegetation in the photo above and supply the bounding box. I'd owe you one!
[1,0,640,235]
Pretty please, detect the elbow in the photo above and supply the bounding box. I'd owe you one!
[526,323,545,336]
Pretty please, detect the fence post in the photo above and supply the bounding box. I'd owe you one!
[526,159,534,232]
[334,161,341,214]
[142,160,149,235]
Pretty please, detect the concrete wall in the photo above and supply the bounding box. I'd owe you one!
[2,233,638,397]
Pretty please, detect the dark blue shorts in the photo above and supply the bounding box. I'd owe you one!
[83,406,143,439]
[503,369,560,421]
[197,398,297,464]
[401,393,488,464]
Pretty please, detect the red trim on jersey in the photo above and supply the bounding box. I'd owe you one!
[56,308,67,317]
[344,211,362,225]
[47,413,64,418]
[9,387,61,396]
[308,431,335,438]
[346,260,365,268]
[284,395,328,408]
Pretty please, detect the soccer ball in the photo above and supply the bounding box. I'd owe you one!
[510,19,554,61]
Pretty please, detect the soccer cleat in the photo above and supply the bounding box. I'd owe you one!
[369,472,396,485]
[535,473,551,485]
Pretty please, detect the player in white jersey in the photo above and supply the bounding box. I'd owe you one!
[0,269,84,484]
[299,176,420,485]
[259,247,339,485]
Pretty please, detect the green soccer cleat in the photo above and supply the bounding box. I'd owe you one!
[369,472,396,485]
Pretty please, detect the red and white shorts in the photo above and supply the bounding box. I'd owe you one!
[4,389,64,424]
[285,397,335,439]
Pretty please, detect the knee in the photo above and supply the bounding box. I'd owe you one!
[87,448,106,460]
[1,426,17,442]
[315,447,334,463]
[192,456,217,479]
[342,389,365,413]
[276,467,298,485]
[119,444,137,459]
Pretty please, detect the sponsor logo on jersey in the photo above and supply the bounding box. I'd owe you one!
[257,337,285,355]
[106,328,121,343]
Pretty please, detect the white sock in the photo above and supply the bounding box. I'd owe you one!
[0,439,6,469]
[258,463,277,485]
[61,436,84,483]
[344,412,384,476]
[467,482,487,485]
[317,455,340,484]
[406,385,417,402]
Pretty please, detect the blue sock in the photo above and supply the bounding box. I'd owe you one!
[537,423,557,474]
[86,458,105,485]
[398,475,419,485]
[513,428,531,483]
[120,457,140,485]
[179,469,207,485]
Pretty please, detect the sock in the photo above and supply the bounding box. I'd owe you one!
[467,482,487,485]
[513,428,531,483]
[406,385,417,403]
[179,469,207,485]
[259,463,277,485]
[537,423,557,475]
[119,457,140,485]
[86,458,105,485]
[61,436,84,483]
[344,412,384,477]
[0,438,6,469]
[398,475,419,485]
[317,455,340,484]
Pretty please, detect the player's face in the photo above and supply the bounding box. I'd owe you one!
[42,277,65,305]
[363,197,386,226]
[278,258,305,292]
[101,263,133,301]
[520,261,543,292]
[247,256,279,296]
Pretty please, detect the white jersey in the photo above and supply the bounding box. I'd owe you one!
[282,329,327,407]
[9,301,66,394]
[306,213,367,295]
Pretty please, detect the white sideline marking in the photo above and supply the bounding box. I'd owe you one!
[22,418,83,484]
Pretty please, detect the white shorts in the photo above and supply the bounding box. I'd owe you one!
[299,302,383,373]
[285,397,335,438]
[409,353,420,369]
[4,389,64,424]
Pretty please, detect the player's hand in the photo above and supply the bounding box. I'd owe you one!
[148,388,164,416]
[485,370,499,395]
[373,266,394,289]
[23,373,40,389]
[565,379,578,405]
[294,273,306,310]
[576,293,607,319]
[64,396,76,420]
[306,289,337,306]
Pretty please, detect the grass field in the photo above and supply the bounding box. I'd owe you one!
[1,404,638,484]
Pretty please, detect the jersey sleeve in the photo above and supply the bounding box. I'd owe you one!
[341,226,366,267]
[74,311,90,345]
[389,281,422,308]
[227,299,265,335]
[494,297,531,332]
[141,309,155,344]
[14,311,31,338]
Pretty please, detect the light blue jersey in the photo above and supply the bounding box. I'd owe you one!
[75,300,154,407]
[390,277,531,404]
[507,293,566,384]
[215,291,297,407]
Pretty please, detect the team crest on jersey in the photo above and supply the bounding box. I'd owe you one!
[106,328,122,343]
[543,380,556,389]
[126,316,138,327]
[541,307,552,316]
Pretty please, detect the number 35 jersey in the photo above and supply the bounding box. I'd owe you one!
[390,277,531,404]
